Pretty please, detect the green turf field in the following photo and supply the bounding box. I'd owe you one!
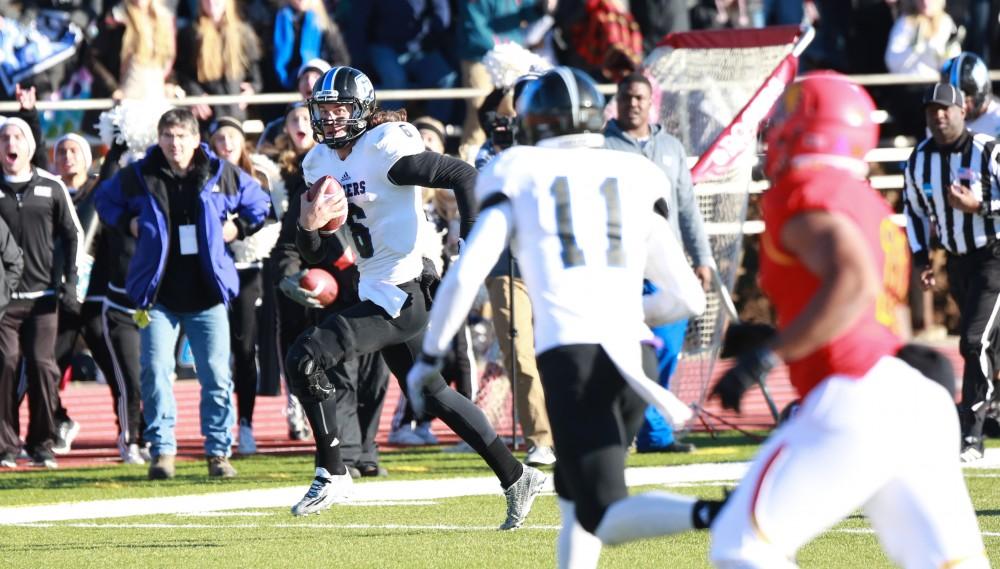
[1,433,997,568]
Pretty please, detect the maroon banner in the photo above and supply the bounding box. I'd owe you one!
[658,25,802,49]
[689,53,799,185]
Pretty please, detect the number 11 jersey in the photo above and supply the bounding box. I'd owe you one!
[476,144,673,354]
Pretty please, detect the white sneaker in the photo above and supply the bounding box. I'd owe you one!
[52,419,80,455]
[120,443,146,465]
[388,424,426,446]
[139,443,152,463]
[525,445,556,467]
[960,445,984,463]
[414,422,438,445]
[238,420,257,455]
[291,467,353,516]
[500,465,547,530]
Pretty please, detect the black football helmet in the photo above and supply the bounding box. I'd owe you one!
[941,52,992,118]
[308,66,376,148]
[516,67,606,145]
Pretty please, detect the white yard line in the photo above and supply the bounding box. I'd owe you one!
[2,450,997,526]
[9,522,1000,539]
[0,462,747,525]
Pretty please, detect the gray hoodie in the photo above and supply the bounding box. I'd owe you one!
[603,119,713,267]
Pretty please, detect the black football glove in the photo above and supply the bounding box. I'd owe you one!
[711,347,781,413]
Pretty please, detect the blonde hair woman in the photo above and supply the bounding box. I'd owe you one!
[176,0,263,122]
[88,0,177,104]
[118,0,176,99]
[885,0,964,77]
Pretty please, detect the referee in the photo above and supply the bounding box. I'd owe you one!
[903,82,1000,463]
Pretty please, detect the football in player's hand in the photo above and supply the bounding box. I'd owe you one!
[305,175,348,233]
[299,267,339,306]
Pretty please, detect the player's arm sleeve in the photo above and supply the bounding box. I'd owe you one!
[902,152,933,267]
[388,151,478,238]
[644,213,707,326]
[422,201,512,356]
[670,140,714,268]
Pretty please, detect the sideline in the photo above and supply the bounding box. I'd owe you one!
[0,462,749,525]
[4,450,999,526]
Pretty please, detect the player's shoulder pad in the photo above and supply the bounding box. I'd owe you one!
[368,122,425,161]
[474,146,533,205]
[301,144,333,186]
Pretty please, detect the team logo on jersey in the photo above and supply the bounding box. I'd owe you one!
[343,180,367,198]
[340,172,352,183]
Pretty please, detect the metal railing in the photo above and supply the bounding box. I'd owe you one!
[3,70,1000,114]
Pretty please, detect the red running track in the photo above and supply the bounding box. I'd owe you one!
[11,341,963,469]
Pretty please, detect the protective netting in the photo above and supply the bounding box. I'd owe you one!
[644,41,794,410]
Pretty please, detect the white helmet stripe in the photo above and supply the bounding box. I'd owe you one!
[554,67,580,127]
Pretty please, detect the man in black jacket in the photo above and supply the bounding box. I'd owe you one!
[0,117,80,469]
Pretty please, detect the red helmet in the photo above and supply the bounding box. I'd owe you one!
[763,71,878,180]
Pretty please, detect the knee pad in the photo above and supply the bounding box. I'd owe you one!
[285,332,335,401]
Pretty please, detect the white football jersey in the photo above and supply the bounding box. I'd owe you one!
[969,98,1000,138]
[476,145,671,354]
[303,122,435,313]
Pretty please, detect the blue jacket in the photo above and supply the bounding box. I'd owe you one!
[94,144,270,309]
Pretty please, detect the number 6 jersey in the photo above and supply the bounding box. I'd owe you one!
[302,122,434,316]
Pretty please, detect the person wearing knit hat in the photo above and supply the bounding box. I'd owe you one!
[1,117,36,165]
[54,134,94,192]
[0,116,84,469]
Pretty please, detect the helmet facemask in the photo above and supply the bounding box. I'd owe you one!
[307,67,376,149]
[308,98,370,148]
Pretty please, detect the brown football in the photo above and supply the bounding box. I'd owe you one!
[299,267,339,306]
[305,175,348,233]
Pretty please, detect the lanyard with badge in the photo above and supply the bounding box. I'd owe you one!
[134,177,200,328]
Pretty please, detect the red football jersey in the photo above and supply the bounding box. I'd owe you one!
[759,167,908,397]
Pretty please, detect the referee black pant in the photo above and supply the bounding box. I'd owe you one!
[946,245,1000,444]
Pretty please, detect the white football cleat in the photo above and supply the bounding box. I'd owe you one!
[291,468,353,516]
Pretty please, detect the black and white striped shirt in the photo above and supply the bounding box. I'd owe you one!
[903,130,1000,264]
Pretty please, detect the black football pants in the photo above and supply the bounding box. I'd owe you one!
[538,343,652,533]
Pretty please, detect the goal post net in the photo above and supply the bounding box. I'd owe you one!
[644,25,814,419]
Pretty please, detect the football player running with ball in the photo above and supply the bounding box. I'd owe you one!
[408,67,710,568]
[286,66,547,528]
[706,72,988,568]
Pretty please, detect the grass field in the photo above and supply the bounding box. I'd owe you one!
[1,433,998,568]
